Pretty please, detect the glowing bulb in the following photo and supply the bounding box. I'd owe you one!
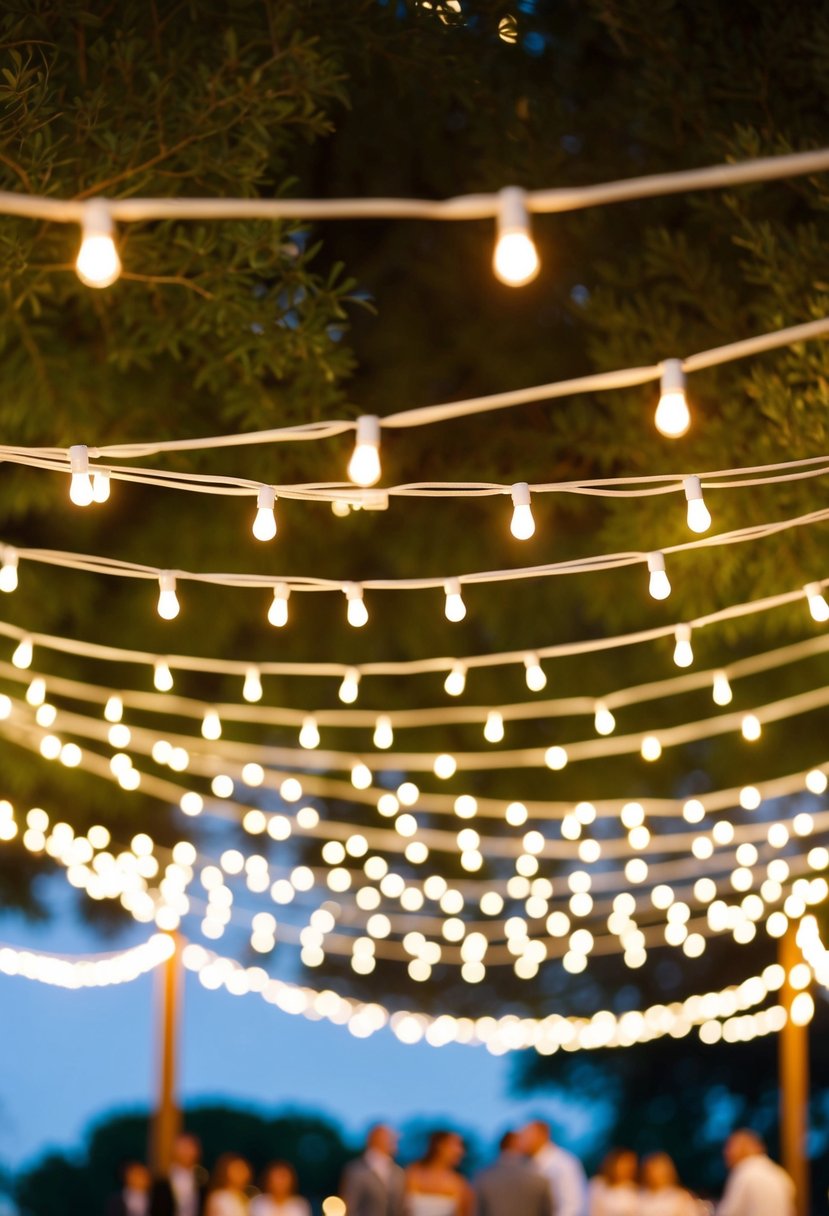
[243,666,263,703]
[252,486,277,541]
[741,713,761,742]
[25,678,46,707]
[444,578,466,622]
[344,583,369,628]
[444,662,466,697]
[493,187,539,286]
[153,659,173,692]
[351,761,372,790]
[484,710,504,743]
[434,753,457,779]
[673,623,693,668]
[641,735,662,762]
[92,470,110,503]
[524,653,546,692]
[339,667,360,704]
[510,482,535,539]
[348,415,381,487]
[655,359,690,438]
[12,637,33,669]
[647,551,671,600]
[202,708,222,740]
[104,695,123,723]
[683,475,711,533]
[75,200,121,288]
[157,572,180,621]
[299,716,320,749]
[713,670,732,706]
[594,701,616,736]
[544,745,568,770]
[0,548,18,593]
[373,715,394,749]
[805,582,829,623]
[68,445,94,506]
[268,583,290,627]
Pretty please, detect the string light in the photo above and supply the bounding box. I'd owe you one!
[92,469,111,504]
[713,670,733,706]
[12,637,33,670]
[0,933,173,988]
[25,677,46,707]
[444,579,466,623]
[742,713,762,742]
[805,582,829,623]
[484,711,505,743]
[344,583,368,628]
[509,483,536,539]
[673,624,694,668]
[433,753,457,779]
[524,653,547,692]
[493,187,539,287]
[243,667,263,704]
[268,583,290,627]
[594,702,616,736]
[0,548,17,593]
[75,200,121,289]
[299,716,321,749]
[104,695,123,722]
[655,360,690,438]
[348,416,382,487]
[153,659,174,693]
[684,476,711,533]
[68,445,94,507]
[338,667,360,704]
[373,715,394,749]
[157,572,180,621]
[641,735,662,762]
[202,708,222,740]
[647,552,672,600]
[252,486,277,542]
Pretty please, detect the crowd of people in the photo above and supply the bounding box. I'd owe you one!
[107,1125,796,1216]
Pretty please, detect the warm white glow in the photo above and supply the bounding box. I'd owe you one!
[243,666,263,703]
[351,761,372,790]
[493,188,539,286]
[805,582,829,623]
[0,548,18,593]
[344,583,369,628]
[510,482,535,539]
[252,486,277,541]
[339,667,360,704]
[153,659,174,692]
[655,359,690,437]
[25,677,46,707]
[348,415,382,486]
[444,578,466,622]
[373,715,394,749]
[75,202,121,288]
[268,582,290,627]
[92,470,111,503]
[647,551,671,600]
[684,475,711,532]
[524,653,546,691]
[484,710,504,743]
[594,701,616,736]
[433,753,457,779]
[68,445,94,506]
[202,708,222,740]
[104,695,123,723]
[299,716,320,749]
[157,572,180,621]
[741,713,762,742]
[544,745,568,770]
[641,734,662,762]
[673,623,693,668]
[444,662,466,696]
[12,637,33,669]
[713,670,733,705]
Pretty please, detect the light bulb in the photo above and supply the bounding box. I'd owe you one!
[655,359,690,438]
[0,547,18,593]
[202,709,222,740]
[444,662,467,697]
[594,701,616,736]
[673,624,694,668]
[348,415,381,487]
[25,677,46,707]
[524,653,547,692]
[712,671,732,706]
[299,716,320,749]
[153,659,174,692]
[351,761,372,790]
[641,735,662,762]
[434,753,457,779]
[75,201,121,288]
[339,667,360,704]
[683,475,711,533]
[12,637,33,669]
[647,551,671,600]
[252,486,277,542]
[104,695,123,723]
[344,582,369,627]
[68,445,94,506]
[92,469,111,503]
[484,710,504,743]
[444,578,466,622]
[510,482,536,539]
[805,582,829,623]
[493,187,539,287]
[157,572,180,621]
[373,715,394,749]
[268,583,290,627]
[243,666,263,703]
[741,713,761,742]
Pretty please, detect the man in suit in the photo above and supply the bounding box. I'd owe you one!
[475,1131,553,1216]
[340,1124,406,1216]
[522,1120,588,1216]
[150,1134,207,1216]
[106,1162,152,1216]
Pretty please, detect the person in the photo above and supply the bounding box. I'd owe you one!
[107,1162,153,1216]
[474,1130,553,1216]
[340,1124,406,1216]
[205,1155,252,1216]
[404,1130,473,1216]
[521,1120,588,1216]
[249,1162,310,1216]
[588,1148,639,1216]
[151,1134,208,1216]
[718,1129,795,1216]
[640,1153,699,1216]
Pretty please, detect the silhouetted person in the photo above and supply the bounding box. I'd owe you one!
[719,1129,795,1216]
[405,1130,473,1216]
[474,1130,552,1216]
[107,1162,152,1216]
[340,1124,406,1216]
[151,1134,207,1216]
[522,1120,588,1216]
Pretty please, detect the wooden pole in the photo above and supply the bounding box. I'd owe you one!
[150,932,183,1175]
[779,923,810,1216]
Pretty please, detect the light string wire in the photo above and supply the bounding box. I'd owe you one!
[0,932,174,987]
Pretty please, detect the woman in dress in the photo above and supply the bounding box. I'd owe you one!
[640,1153,701,1216]
[588,1148,639,1216]
[205,1154,253,1216]
[404,1130,473,1216]
[249,1162,310,1216]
